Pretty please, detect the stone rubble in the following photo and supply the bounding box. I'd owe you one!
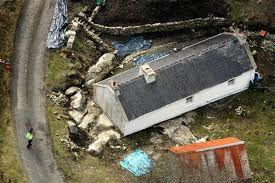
[68,121,78,134]
[48,91,68,106]
[70,90,85,110]
[78,113,95,130]
[158,117,197,145]
[69,110,87,124]
[85,53,116,87]
[65,86,80,96]
[86,100,102,117]
[78,12,226,36]
[87,130,121,154]
[96,113,114,129]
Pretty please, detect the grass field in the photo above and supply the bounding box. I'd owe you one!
[0,1,28,182]
[191,87,275,182]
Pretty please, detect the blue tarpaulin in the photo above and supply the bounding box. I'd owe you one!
[120,149,154,176]
[112,37,151,57]
[133,52,169,66]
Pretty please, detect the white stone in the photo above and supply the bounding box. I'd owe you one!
[67,36,75,49]
[65,30,76,38]
[69,110,86,124]
[65,86,80,96]
[171,126,197,145]
[68,121,78,134]
[78,113,95,130]
[86,100,102,117]
[95,53,115,69]
[88,130,121,153]
[70,91,84,110]
[71,22,79,31]
[96,113,114,128]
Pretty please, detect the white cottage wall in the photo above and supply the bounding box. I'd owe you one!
[93,85,128,131]
[123,70,255,136]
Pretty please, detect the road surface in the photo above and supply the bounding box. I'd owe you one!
[12,0,64,182]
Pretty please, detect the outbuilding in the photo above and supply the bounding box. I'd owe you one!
[93,33,257,136]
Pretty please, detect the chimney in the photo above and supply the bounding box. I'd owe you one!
[109,80,120,96]
[139,64,156,84]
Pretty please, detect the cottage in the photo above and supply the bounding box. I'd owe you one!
[93,33,257,136]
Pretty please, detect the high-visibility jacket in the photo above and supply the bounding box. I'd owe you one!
[26,132,33,140]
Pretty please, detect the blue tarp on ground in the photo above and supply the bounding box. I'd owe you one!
[112,37,151,57]
[133,52,169,66]
[47,0,68,48]
[120,149,154,176]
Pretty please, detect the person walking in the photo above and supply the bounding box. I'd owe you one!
[26,128,33,149]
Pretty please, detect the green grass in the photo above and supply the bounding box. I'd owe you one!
[226,0,273,26]
[191,89,275,182]
[0,1,28,182]
[45,51,71,89]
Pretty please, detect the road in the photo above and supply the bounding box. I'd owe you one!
[11,0,64,182]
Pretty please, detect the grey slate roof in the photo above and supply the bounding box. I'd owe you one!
[96,33,254,120]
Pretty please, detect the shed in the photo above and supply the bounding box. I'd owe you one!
[93,33,257,136]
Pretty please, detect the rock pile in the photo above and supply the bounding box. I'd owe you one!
[85,52,116,87]
[48,91,68,106]
[78,13,226,36]
[64,85,121,154]
[158,115,197,145]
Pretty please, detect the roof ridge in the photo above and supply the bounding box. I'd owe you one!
[118,38,233,87]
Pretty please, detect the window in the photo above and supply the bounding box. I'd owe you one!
[186,96,193,103]
[228,78,235,85]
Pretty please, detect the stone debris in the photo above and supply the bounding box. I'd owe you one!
[65,30,76,38]
[70,90,85,110]
[68,121,78,134]
[86,100,102,117]
[261,39,275,52]
[171,126,197,145]
[85,53,116,86]
[48,91,68,106]
[88,130,121,154]
[67,36,75,49]
[149,135,163,144]
[196,136,209,143]
[96,113,114,129]
[71,21,79,31]
[78,113,95,130]
[69,110,86,124]
[159,117,197,145]
[235,106,246,116]
[65,86,80,96]
[79,14,226,36]
[182,112,197,125]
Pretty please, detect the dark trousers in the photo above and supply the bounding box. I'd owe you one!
[27,140,32,149]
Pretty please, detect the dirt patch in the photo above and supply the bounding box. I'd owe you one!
[94,0,227,26]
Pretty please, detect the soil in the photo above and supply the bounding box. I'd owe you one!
[93,0,228,26]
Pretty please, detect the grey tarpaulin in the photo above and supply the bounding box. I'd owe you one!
[47,0,68,48]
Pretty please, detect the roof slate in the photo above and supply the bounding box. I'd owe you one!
[96,33,254,120]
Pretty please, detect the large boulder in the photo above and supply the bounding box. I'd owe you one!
[65,86,80,96]
[70,90,85,110]
[69,110,86,124]
[78,113,95,130]
[68,121,78,134]
[85,53,116,86]
[96,113,114,129]
[87,130,121,154]
[86,100,102,117]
